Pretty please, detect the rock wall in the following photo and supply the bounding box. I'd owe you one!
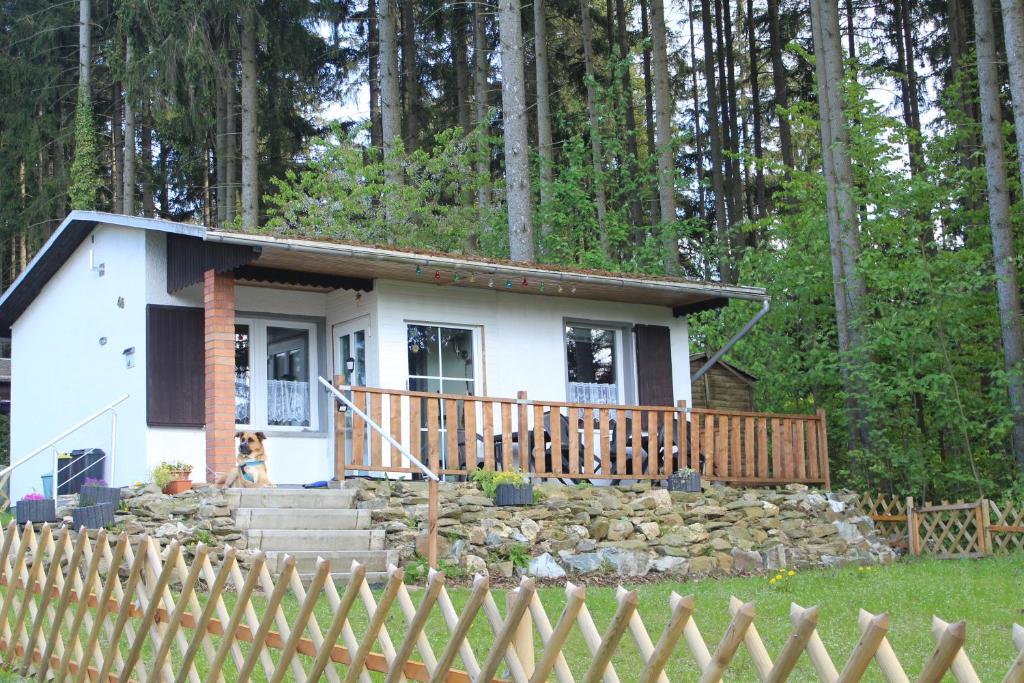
[356,480,896,578]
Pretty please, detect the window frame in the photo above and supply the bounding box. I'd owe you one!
[562,319,635,405]
[404,322,482,396]
[235,316,320,432]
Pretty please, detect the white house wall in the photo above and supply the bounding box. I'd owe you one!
[373,279,692,404]
[11,223,150,499]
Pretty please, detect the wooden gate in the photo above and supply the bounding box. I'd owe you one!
[908,501,989,558]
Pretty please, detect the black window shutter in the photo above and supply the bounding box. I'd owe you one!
[635,324,674,406]
[147,305,205,426]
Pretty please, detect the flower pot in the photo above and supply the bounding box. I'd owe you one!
[666,470,701,493]
[16,499,57,525]
[163,479,192,495]
[495,483,533,506]
[80,485,122,508]
[71,502,117,530]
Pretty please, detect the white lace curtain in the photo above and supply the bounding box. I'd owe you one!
[568,382,619,405]
[267,379,310,426]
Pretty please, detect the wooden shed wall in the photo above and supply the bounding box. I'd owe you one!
[690,362,756,411]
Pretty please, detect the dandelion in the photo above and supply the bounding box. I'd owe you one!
[769,578,777,585]
[788,570,795,576]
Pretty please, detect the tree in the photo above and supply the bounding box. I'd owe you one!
[240,6,258,227]
[974,0,1024,471]
[534,0,554,247]
[701,0,731,280]
[580,0,609,247]
[473,1,491,217]
[70,0,98,210]
[379,0,402,188]
[650,0,679,273]
[497,0,534,262]
[1001,0,1024,192]
[122,36,136,215]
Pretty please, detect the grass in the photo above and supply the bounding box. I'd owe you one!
[212,555,1024,682]
[4,555,1022,681]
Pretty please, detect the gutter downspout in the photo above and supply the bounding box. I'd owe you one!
[692,299,770,382]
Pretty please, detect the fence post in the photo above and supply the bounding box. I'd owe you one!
[976,498,991,555]
[906,496,918,556]
[816,409,830,490]
[516,391,529,472]
[677,400,687,475]
[427,477,439,568]
[507,590,535,678]
[334,375,347,483]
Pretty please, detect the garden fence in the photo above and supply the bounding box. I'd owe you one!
[858,494,1024,557]
[0,522,1022,682]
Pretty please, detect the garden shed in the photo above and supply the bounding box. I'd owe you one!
[689,352,757,411]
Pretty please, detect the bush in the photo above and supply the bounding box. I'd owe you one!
[469,468,530,499]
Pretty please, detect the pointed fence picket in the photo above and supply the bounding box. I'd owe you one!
[0,522,1020,682]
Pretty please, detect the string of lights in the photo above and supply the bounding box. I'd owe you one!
[412,263,578,294]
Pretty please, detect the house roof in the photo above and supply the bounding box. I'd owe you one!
[0,211,769,335]
[689,352,758,382]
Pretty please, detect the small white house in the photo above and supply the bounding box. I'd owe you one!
[0,211,767,499]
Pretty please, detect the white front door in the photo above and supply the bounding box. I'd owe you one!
[333,317,369,471]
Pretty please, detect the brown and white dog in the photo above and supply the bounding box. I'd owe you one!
[217,432,275,488]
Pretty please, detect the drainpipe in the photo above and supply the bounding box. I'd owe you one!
[691,299,770,382]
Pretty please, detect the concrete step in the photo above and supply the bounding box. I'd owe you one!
[234,507,370,531]
[264,549,396,574]
[224,488,358,510]
[245,528,385,552]
[295,571,391,587]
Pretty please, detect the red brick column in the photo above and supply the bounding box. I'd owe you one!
[204,269,236,482]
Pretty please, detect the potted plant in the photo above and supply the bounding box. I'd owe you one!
[666,467,701,493]
[16,492,57,525]
[471,468,533,506]
[155,461,193,495]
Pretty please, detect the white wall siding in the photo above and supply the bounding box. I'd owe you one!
[11,224,150,499]
[373,280,691,405]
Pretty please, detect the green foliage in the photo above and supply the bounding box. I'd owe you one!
[404,554,466,583]
[469,468,530,500]
[503,543,531,570]
[69,85,99,210]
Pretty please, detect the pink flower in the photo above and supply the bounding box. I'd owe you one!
[20,492,45,501]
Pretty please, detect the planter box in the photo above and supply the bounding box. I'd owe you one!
[163,479,192,495]
[495,483,533,506]
[666,470,701,493]
[80,485,122,508]
[16,499,57,525]
[71,502,117,530]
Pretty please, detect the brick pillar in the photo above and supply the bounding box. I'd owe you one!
[204,269,236,482]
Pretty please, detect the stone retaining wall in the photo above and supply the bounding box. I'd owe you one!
[354,480,896,578]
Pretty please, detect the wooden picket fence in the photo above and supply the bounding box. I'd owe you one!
[858,493,1024,557]
[1,522,1023,682]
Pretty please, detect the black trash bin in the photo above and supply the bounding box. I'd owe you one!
[57,448,106,495]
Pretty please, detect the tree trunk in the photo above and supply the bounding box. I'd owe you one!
[454,7,471,134]
[723,0,744,228]
[141,114,153,217]
[581,0,610,246]
[473,1,491,215]
[747,0,766,219]
[689,0,706,216]
[216,86,227,225]
[368,0,383,151]
[79,0,90,86]
[400,0,417,150]
[497,0,535,262]
[615,0,644,229]
[240,6,259,228]
[639,0,656,160]
[225,60,238,223]
[534,0,554,246]
[122,38,136,215]
[112,82,123,212]
[844,0,856,59]
[1001,0,1024,193]
[975,0,1024,471]
[158,139,168,216]
[714,0,734,228]
[766,0,793,168]
[651,0,679,273]
[701,0,731,281]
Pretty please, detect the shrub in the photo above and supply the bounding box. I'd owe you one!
[469,468,530,499]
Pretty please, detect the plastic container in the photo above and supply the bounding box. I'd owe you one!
[40,474,53,499]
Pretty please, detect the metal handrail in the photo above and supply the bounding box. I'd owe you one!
[318,377,439,482]
[0,394,129,502]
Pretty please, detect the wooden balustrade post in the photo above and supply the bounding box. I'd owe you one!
[334,374,347,483]
[517,391,529,472]
[676,400,687,475]
[816,408,831,490]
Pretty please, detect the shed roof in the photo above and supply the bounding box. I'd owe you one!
[689,352,758,383]
[0,211,768,335]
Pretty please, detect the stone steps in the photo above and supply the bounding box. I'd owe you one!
[234,507,370,531]
[227,486,392,579]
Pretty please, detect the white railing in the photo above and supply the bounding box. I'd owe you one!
[0,394,129,511]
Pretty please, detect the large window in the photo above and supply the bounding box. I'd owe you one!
[407,324,476,396]
[565,324,621,404]
[235,318,318,430]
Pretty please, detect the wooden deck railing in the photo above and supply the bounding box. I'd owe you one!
[332,379,830,488]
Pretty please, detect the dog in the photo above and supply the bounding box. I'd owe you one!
[217,431,275,488]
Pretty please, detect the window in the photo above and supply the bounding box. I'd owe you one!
[565,324,621,404]
[407,324,476,396]
[234,318,318,430]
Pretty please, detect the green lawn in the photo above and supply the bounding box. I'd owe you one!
[4,555,1023,681]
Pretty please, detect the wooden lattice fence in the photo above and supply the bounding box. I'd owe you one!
[858,494,1024,558]
[0,522,1022,682]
